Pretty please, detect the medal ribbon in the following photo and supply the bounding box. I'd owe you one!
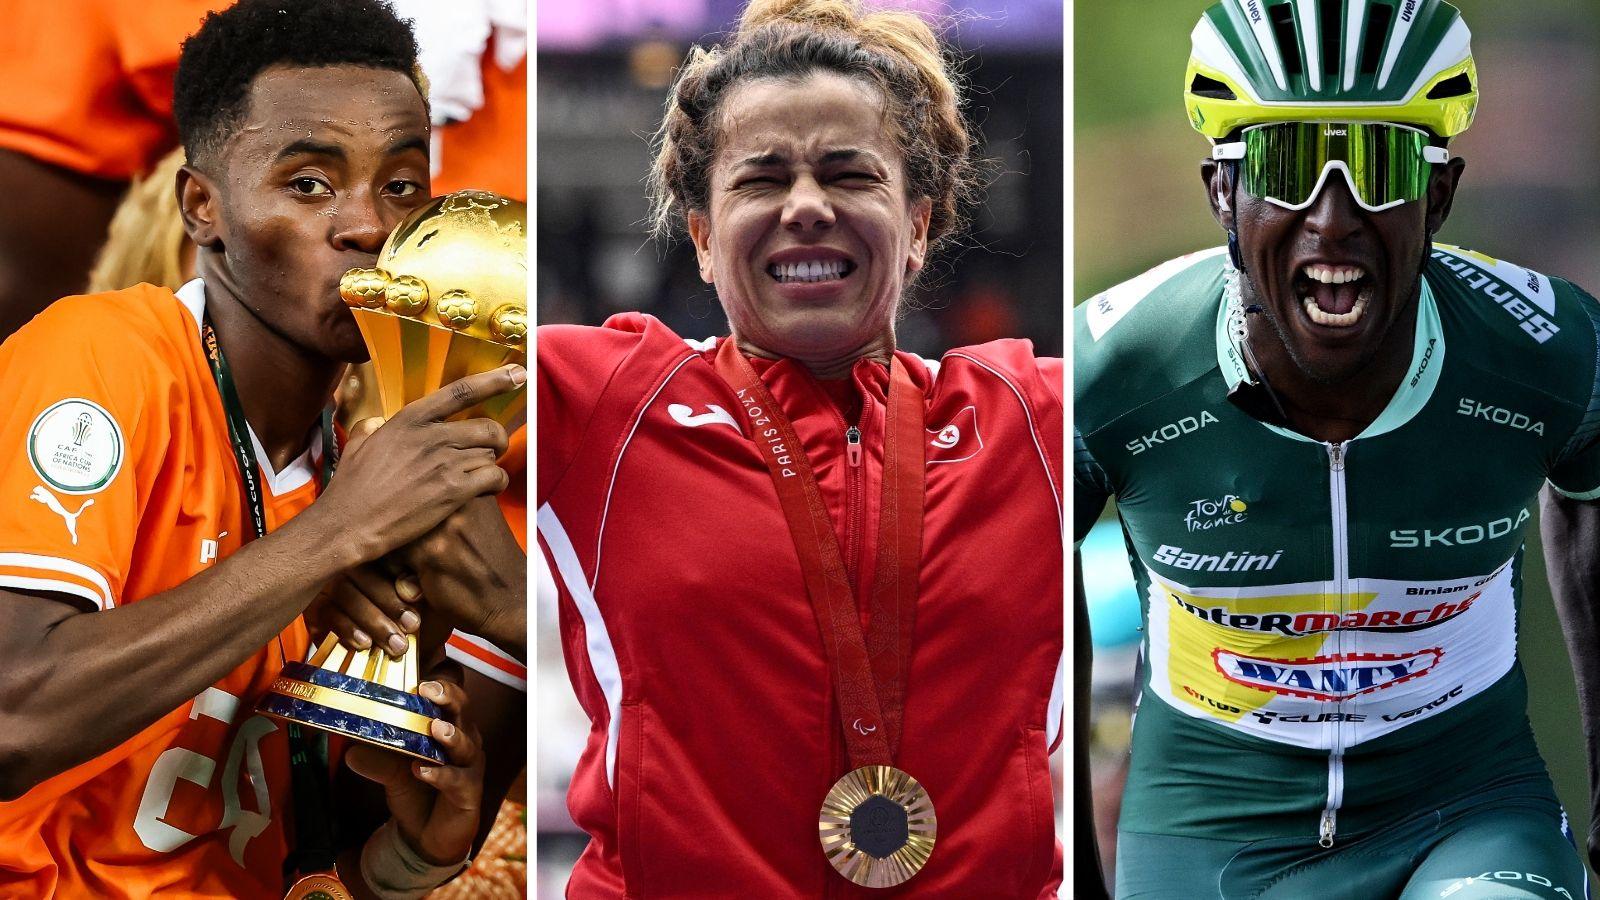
[712,340,925,769]
[201,317,338,880]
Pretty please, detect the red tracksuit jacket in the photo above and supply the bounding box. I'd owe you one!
[537,313,1064,898]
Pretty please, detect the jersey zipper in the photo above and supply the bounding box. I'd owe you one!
[844,423,865,588]
[1321,440,1349,848]
[830,390,868,899]
[840,376,870,592]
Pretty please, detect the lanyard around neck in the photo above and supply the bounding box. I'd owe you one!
[200,313,338,879]
[711,340,926,768]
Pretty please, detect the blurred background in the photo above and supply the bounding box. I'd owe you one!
[1075,0,1600,890]
[535,0,1062,894]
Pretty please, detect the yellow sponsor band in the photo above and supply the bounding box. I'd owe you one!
[267,676,434,735]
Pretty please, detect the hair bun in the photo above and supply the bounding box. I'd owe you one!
[738,0,858,34]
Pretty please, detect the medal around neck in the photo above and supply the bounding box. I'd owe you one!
[819,765,937,887]
[257,190,528,763]
[284,872,352,900]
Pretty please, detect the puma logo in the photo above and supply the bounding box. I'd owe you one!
[30,486,93,545]
[668,403,740,431]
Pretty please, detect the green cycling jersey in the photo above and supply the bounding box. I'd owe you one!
[1074,244,1600,848]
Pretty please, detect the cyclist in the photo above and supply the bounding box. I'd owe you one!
[1075,1,1600,897]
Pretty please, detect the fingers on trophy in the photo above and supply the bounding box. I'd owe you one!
[258,190,528,763]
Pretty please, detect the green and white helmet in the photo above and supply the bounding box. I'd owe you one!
[1184,0,1478,139]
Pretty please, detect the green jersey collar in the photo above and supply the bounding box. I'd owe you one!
[1214,272,1444,443]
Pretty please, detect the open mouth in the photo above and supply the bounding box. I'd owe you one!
[767,258,856,284]
[1293,263,1372,328]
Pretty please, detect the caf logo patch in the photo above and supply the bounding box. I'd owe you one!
[27,399,124,495]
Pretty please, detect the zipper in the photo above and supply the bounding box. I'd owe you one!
[1321,441,1349,848]
[843,423,864,587]
[829,396,868,898]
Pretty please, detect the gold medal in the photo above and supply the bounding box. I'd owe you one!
[818,765,936,887]
[285,873,352,900]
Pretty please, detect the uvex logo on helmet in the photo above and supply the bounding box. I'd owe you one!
[1182,0,1479,142]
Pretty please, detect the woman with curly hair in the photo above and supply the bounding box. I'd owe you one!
[538,0,1063,894]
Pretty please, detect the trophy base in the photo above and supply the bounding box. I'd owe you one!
[258,662,446,764]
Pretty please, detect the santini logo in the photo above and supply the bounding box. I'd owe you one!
[1153,544,1281,572]
[1126,411,1218,455]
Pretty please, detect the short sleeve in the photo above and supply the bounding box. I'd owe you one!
[1073,426,1112,546]
[1549,286,1600,500]
[1549,432,1600,500]
[0,0,211,178]
[0,305,163,609]
[445,631,526,690]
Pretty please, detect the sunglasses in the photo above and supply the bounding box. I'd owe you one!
[1212,122,1450,213]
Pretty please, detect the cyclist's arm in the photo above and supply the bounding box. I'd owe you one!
[1073,559,1111,900]
[1539,485,1600,872]
[1073,425,1113,900]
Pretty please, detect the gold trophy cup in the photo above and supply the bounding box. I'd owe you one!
[257,190,527,762]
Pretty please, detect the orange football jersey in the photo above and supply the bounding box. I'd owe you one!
[0,0,525,194]
[432,51,527,201]
[0,280,322,898]
[0,0,217,179]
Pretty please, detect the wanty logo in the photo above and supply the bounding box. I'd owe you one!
[1213,648,1442,701]
[1184,494,1248,531]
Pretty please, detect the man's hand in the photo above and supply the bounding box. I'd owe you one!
[316,409,526,660]
[344,676,484,867]
[316,498,527,660]
[398,496,526,657]
[316,561,422,659]
[312,366,523,567]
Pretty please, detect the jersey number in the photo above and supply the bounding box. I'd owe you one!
[133,687,277,865]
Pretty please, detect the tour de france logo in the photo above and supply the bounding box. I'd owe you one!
[1185,493,1249,532]
[27,399,124,495]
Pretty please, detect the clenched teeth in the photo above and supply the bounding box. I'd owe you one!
[1303,264,1366,285]
[1303,293,1370,327]
[769,259,853,283]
